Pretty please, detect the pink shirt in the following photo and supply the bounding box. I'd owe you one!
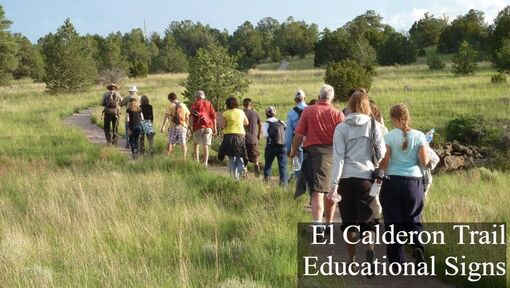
[294,102,344,148]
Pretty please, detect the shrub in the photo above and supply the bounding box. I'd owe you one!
[418,48,426,57]
[427,55,445,70]
[446,114,504,148]
[324,60,373,102]
[452,41,478,75]
[128,61,148,78]
[491,73,507,84]
[492,39,510,72]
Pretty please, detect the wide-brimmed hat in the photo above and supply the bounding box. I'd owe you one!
[106,83,118,90]
[128,85,138,92]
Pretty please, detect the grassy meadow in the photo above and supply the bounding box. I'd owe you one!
[0,56,509,287]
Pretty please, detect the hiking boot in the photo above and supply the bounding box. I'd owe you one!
[241,167,248,179]
[413,248,426,264]
[366,249,375,279]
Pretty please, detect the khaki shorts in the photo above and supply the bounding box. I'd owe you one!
[193,128,212,145]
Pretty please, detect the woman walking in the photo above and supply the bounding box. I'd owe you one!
[328,90,386,265]
[139,95,154,154]
[218,97,249,180]
[126,98,144,159]
[379,103,430,264]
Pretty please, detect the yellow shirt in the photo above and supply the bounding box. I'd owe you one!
[223,108,247,135]
[165,101,190,128]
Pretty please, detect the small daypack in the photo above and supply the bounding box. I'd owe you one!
[104,92,119,115]
[292,106,303,119]
[172,102,185,126]
[267,120,286,146]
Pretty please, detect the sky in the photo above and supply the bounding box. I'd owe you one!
[3,0,509,42]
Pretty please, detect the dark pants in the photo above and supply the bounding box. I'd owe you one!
[263,145,288,185]
[380,176,424,263]
[338,178,375,233]
[103,113,119,144]
[129,126,142,154]
[140,133,154,153]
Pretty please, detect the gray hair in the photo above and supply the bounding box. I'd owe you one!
[319,84,335,100]
[195,90,205,99]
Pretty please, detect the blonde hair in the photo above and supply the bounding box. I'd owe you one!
[128,99,140,111]
[347,89,371,115]
[390,103,411,150]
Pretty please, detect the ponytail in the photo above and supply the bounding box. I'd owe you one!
[390,104,411,150]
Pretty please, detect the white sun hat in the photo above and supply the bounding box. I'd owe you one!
[128,85,138,92]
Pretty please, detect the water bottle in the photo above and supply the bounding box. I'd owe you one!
[292,156,301,172]
[369,182,382,197]
[425,128,435,143]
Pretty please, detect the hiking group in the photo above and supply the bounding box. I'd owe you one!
[100,82,439,267]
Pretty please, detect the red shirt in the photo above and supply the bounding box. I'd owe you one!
[294,101,344,148]
[190,99,216,131]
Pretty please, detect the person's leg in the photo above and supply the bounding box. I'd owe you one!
[228,156,236,178]
[236,157,245,179]
[203,144,209,167]
[276,147,288,186]
[182,143,187,159]
[104,114,112,144]
[147,133,154,152]
[380,177,405,263]
[139,132,146,153]
[263,145,276,181]
[181,127,188,158]
[311,192,325,222]
[403,178,425,257]
[124,121,130,148]
[166,144,174,155]
[193,143,200,162]
[324,196,336,223]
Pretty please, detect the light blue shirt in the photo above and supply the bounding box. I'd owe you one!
[285,102,307,151]
[384,128,427,177]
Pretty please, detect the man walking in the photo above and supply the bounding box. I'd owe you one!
[161,92,190,158]
[286,89,307,179]
[101,83,122,146]
[242,98,262,177]
[189,90,217,166]
[290,84,345,225]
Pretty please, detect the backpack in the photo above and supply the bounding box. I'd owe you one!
[293,106,303,119]
[104,92,119,115]
[172,102,185,126]
[267,120,285,146]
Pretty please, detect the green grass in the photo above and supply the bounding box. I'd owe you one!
[0,61,509,286]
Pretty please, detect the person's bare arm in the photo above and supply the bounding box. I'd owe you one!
[243,115,249,126]
[257,119,262,140]
[418,145,430,167]
[379,145,391,172]
[289,134,304,158]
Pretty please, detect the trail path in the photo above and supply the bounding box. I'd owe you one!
[63,108,453,288]
[278,60,289,70]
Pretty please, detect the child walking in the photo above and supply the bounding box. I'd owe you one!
[262,106,288,186]
[126,98,144,159]
[140,95,155,154]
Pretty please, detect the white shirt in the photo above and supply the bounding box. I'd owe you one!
[262,117,286,138]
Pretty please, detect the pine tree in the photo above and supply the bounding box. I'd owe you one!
[0,5,19,85]
[182,45,250,110]
[452,41,478,75]
[41,19,97,92]
[12,33,44,81]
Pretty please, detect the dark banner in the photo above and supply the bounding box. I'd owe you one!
[297,223,507,287]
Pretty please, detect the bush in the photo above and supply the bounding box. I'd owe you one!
[491,73,507,84]
[128,61,148,78]
[446,114,504,148]
[452,41,478,75]
[427,55,445,70]
[418,48,426,57]
[324,60,373,102]
[492,39,510,72]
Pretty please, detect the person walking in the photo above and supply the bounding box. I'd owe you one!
[218,97,249,180]
[101,83,122,146]
[290,84,345,225]
[161,92,190,158]
[285,89,307,180]
[189,90,217,166]
[126,98,144,159]
[262,106,288,186]
[379,103,430,264]
[120,85,141,148]
[139,95,154,154]
[328,90,386,264]
[243,98,262,177]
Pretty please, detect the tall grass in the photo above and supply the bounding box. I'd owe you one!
[0,62,509,286]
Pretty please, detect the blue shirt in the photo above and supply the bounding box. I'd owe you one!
[384,128,427,177]
[285,102,307,151]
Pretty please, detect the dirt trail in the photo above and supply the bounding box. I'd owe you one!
[278,60,289,70]
[63,108,453,287]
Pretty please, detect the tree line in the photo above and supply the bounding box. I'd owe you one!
[0,5,509,92]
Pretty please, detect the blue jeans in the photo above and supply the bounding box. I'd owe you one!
[264,145,288,186]
[228,156,245,180]
[129,126,142,154]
